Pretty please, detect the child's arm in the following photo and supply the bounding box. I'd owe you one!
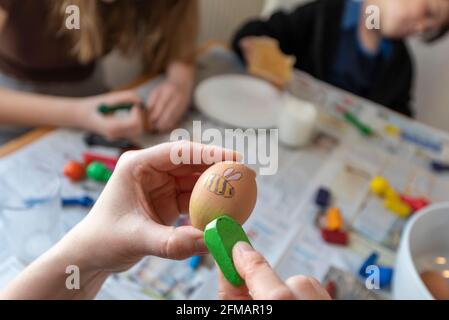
[0,87,84,128]
[232,2,318,63]
[0,87,145,140]
[0,234,111,299]
[0,142,237,299]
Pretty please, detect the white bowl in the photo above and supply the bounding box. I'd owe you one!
[393,202,449,299]
[194,74,282,128]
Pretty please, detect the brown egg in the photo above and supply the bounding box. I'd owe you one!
[420,271,449,300]
[189,161,257,230]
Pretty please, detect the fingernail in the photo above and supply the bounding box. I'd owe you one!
[233,241,253,254]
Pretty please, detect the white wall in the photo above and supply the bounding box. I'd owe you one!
[198,0,265,42]
[409,38,449,132]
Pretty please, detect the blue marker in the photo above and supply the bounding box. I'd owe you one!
[378,266,394,288]
[62,196,95,208]
[401,131,442,153]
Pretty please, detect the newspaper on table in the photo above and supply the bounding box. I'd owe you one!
[1,48,449,299]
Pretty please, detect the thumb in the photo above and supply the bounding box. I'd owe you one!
[143,224,208,260]
[232,242,294,300]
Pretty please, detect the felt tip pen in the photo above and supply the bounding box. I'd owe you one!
[61,196,95,208]
[336,105,374,137]
[342,111,374,137]
[97,102,145,115]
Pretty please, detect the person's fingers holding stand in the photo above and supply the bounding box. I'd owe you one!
[286,275,331,300]
[222,242,331,300]
[232,242,295,300]
[218,269,252,300]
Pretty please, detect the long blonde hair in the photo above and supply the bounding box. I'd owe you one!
[50,0,198,73]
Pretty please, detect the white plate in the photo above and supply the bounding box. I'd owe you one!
[194,74,282,128]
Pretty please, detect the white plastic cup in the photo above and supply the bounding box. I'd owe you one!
[278,94,318,148]
[393,202,449,300]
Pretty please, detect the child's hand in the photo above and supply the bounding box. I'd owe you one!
[146,79,193,132]
[2,142,239,299]
[63,141,238,273]
[76,90,145,140]
[218,242,331,300]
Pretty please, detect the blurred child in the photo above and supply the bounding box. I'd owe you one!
[0,0,198,144]
[233,0,449,117]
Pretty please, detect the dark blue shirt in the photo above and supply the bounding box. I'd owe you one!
[329,0,392,96]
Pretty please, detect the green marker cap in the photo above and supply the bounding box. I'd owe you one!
[97,103,135,115]
[204,215,251,286]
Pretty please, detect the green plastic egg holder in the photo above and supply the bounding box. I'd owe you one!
[204,215,251,286]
